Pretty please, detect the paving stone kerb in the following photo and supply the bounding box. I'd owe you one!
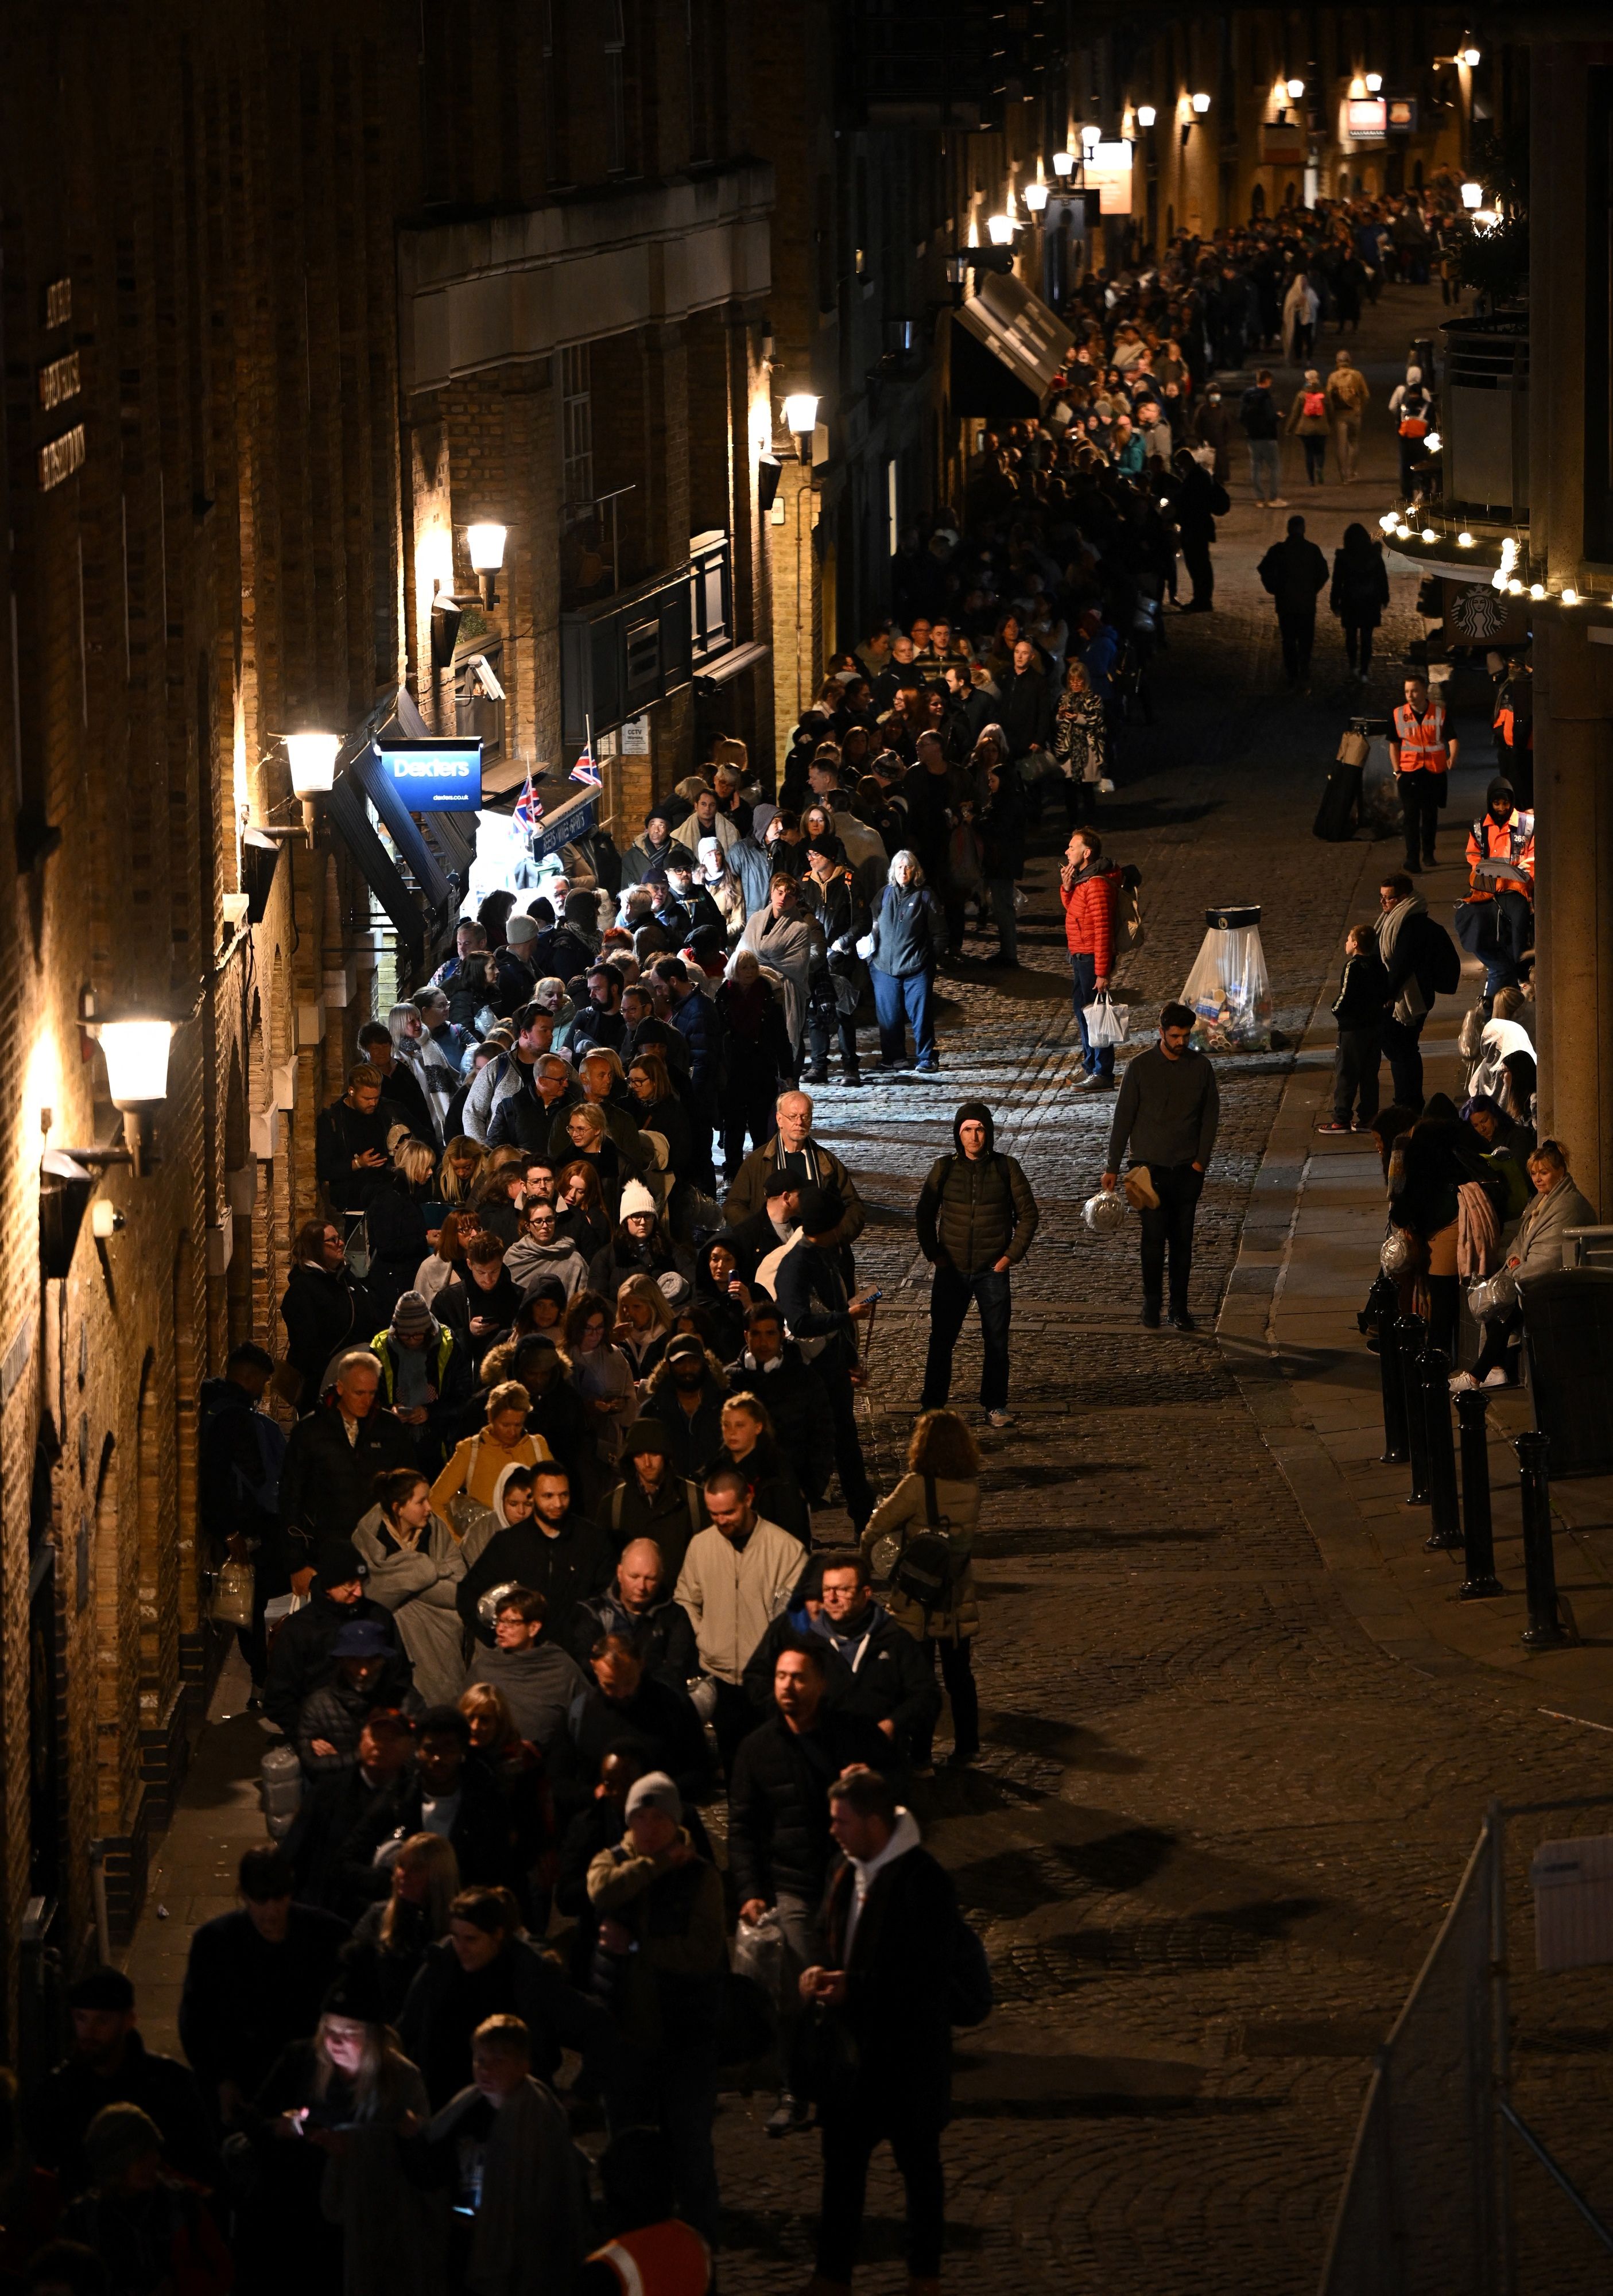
[127,286,1613,2294]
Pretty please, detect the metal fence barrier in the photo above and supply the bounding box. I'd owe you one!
[1320,1795,1613,2295]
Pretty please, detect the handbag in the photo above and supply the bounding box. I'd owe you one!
[1081,991,1129,1047]
[1336,731,1370,768]
[881,1475,969,1611]
[210,1559,255,1628]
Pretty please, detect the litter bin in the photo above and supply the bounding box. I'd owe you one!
[1519,1268,1613,1476]
[1530,1836,1613,1973]
[1181,905,1273,1052]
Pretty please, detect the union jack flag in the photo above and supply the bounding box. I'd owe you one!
[569,750,601,786]
[513,774,544,828]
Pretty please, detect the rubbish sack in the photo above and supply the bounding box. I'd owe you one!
[259,1743,304,1840]
[731,1907,785,2002]
[1181,905,1273,1052]
[1081,992,1130,1047]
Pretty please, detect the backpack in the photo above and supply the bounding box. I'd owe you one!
[1428,920,1461,997]
[888,1475,970,1611]
[949,1910,995,2027]
[1302,390,1325,420]
[1115,864,1145,955]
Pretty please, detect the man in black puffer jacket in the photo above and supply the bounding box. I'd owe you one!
[914,1098,1038,1428]
[261,1539,413,1739]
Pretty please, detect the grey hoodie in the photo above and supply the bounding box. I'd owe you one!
[506,1234,591,1300]
[466,1637,588,1751]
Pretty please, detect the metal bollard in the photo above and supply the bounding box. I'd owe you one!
[1515,1429,1567,1648]
[1395,1312,1429,1504]
[1421,1350,1463,1551]
[1456,1388,1503,1599]
[1369,1275,1409,1464]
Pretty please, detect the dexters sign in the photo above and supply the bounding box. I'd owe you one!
[374,736,482,811]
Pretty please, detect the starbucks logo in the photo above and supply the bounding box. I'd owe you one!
[1447,584,1509,639]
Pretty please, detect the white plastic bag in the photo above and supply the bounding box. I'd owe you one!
[1081,992,1129,1047]
[1468,1265,1519,1322]
[1181,924,1273,1052]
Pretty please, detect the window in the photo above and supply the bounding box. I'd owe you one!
[604,0,626,174]
[561,345,594,523]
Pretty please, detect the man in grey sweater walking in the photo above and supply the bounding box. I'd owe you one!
[1101,1002,1220,1330]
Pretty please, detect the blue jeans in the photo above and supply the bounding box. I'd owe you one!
[921,1264,1012,1410]
[1069,951,1114,1080]
[1248,438,1281,502]
[873,967,936,1068]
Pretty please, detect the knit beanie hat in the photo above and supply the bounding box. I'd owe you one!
[618,1180,658,1221]
[390,1289,436,1339]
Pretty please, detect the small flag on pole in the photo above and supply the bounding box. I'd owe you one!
[513,773,544,829]
[569,750,600,786]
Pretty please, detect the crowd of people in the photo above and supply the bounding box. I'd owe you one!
[11,185,1493,2296]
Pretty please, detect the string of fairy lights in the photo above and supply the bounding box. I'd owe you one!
[1374,438,1606,612]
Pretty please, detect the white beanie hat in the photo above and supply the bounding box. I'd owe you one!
[618,1179,658,1221]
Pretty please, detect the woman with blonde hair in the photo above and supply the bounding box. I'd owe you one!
[861,1407,982,1774]
[436,1135,486,1206]
[347,1833,461,2022]
[248,1961,440,2296]
[612,1272,674,1377]
[429,1380,552,1535]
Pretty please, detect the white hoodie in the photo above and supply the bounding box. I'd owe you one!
[844,1807,922,1953]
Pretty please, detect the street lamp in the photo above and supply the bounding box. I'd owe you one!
[986,213,1015,246]
[1366,72,1383,92]
[1191,92,1211,114]
[1052,148,1076,175]
[1461,180,1483,210]
[1136,104,1156,128]
[97,1020,174,1177]
[1024,180,1048,212]
[284,730,342,844]
[466,522,506,609]
[782,393,819,464]
[1460,44,1481,67]
[1286,77,1305,99]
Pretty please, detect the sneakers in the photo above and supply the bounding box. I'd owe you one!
[1315,1120,1352,1134]
[766,2089,810,2138]
[987,1407,1016,1429]
[1271,496,1290,507]
[1449,1370,1479,1394]
[1483,1367,1513,1389]
[914,1058,940,1075]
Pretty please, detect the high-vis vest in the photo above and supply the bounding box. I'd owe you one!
[1464,811,1536,900]
[1393,703,1449,774]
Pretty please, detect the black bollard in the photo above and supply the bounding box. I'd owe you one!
[1396,1312,1429,1504]
[1457,1389,1503,1599]
[1372,1278,1409,1464]
[1421,1350,1463,1551]
[1516,1429,1567,1648]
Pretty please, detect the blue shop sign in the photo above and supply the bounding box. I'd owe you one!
[374,736,482,811]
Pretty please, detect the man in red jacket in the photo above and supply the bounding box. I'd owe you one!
[1060,828,1123,1088]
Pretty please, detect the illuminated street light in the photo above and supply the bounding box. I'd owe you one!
[1461,181,1483,210]
[986,213,1015,245]
[1461,45,1482,67]
[1136,104,1156,127]
[1191,92,1211,114]
[1366,72,1383,92]
[1052,148,1075,176]
[466,522,506,608]
[1286,77,1305,99]
[1024,180,1048,212]
[1421,528,1436,544]
[782,393,820,461]
[284,732,340,797]
[1457,532,1475,547]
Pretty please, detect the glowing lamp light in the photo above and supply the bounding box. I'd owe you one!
[1378,512,1398,533]
[1424,430,1443,454]
[1366,72,1383,92]
[1052,148,1076,175]
[1507,578,1524,596]
[1461,45,1482,67]
[1457,532,1475,547]
[1461,180,1483,210]
[1136,105,1156,127]
[1191,92,1211,114]
[782,392,820,439]
[1080,124,1103,152]
[466,523,506,573]
[1562,588,1580,606]
[1024,180,1049,212]
[1395,522,1412,541]
[1530,583,1546,600]
[99,1022,173,1110]
[1349,77,1367,99]
[1286,77,1305,99]
[1491,537,1519,592]
[1421,528,1436,544]
[986,214,1015,246]
[284,732,341,796]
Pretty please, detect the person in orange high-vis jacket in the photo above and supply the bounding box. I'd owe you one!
[1388,673,1459,873]
[585,2128,712,2295]
[1457,777,1535,1000]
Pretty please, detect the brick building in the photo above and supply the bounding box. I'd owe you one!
[0,0,767,2056]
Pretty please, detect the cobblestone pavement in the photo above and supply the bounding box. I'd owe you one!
[708,288,1613,2293]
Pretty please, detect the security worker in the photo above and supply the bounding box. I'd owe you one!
[1491,651,1534,806]
[1459,778,1536,1003]
[1388,672,1458,874]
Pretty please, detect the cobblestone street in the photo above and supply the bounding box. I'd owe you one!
[703,286,1613,2292]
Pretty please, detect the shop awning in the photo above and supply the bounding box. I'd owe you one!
[949,273,1074,418]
